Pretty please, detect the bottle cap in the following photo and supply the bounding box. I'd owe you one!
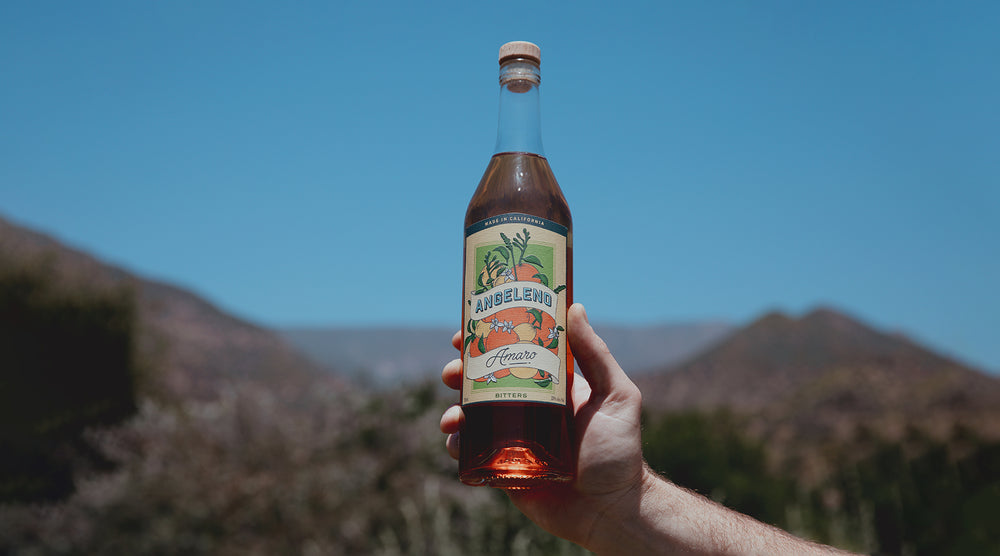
[499,41,540,65]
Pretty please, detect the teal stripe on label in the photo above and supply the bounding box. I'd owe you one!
[465,212,568,237]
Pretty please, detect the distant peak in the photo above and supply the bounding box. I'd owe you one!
[803,305,841,319]
[800,306,870,332]
[753,309,793,326]
[747,306,865,332]
[802,305,851,321]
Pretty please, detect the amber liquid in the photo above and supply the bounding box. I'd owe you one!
[460,151,574,488]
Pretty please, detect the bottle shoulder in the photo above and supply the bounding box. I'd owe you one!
[465,153,572,229]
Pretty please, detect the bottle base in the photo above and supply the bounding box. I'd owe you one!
[460,446,574,489]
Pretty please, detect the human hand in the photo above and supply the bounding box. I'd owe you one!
[440,303,646,548]
[442,304,855,555]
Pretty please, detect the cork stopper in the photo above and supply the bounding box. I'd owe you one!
[499,41,541,65]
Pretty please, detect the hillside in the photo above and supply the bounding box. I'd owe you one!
[3,215,997,553]
[0,215,333,402]
[635,307,1000,479]
[280,321,734,386]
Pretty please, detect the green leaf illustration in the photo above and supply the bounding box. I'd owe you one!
[527,308,543,327]
[533,273,549,287]
[523,255,543,268]
[493,245,511,262]
[553,285,566,294]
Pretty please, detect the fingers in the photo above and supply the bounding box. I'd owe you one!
[444,330,465,390]
[442,332,465,459]
[567,303,636,400]
[442,332,466,461]
[440,404,464,434]
[440,405,464,460]
[442,358,462,390]
[445,432,460,460]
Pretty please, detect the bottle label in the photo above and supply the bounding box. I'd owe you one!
[462,213,568,406]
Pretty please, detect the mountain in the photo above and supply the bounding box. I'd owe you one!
[280,321,734,386]
[0,215,332,402]
[280,327,457,386]
[590,322,736,375]
[635,307,1000,476]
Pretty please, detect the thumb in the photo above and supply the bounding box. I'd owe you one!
[568,303,635,399]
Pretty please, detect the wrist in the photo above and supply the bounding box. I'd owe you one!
[587,464,853,556]
[583,464,672,555]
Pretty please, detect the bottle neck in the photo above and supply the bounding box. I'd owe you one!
[493,59,544,156]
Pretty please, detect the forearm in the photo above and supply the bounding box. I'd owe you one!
[584,464,853,556]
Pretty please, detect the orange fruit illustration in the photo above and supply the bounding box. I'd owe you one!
[469,253,560,385]
[513,263,540,283]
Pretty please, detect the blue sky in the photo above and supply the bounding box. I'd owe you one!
[2,2,998,372]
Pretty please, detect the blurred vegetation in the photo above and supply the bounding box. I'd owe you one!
[0,264,997,554]
[644,411,1000,555]
[0,263,140,503]
[3,379,995,555]
[816,426,1000,555]
[644,411,796,527]
[0,381,587,555]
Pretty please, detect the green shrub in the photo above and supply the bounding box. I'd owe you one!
[0,264,140,502]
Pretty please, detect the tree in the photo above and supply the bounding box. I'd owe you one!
[0,264,140,502]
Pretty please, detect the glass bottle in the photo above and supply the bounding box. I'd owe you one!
[460,41,574,488]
